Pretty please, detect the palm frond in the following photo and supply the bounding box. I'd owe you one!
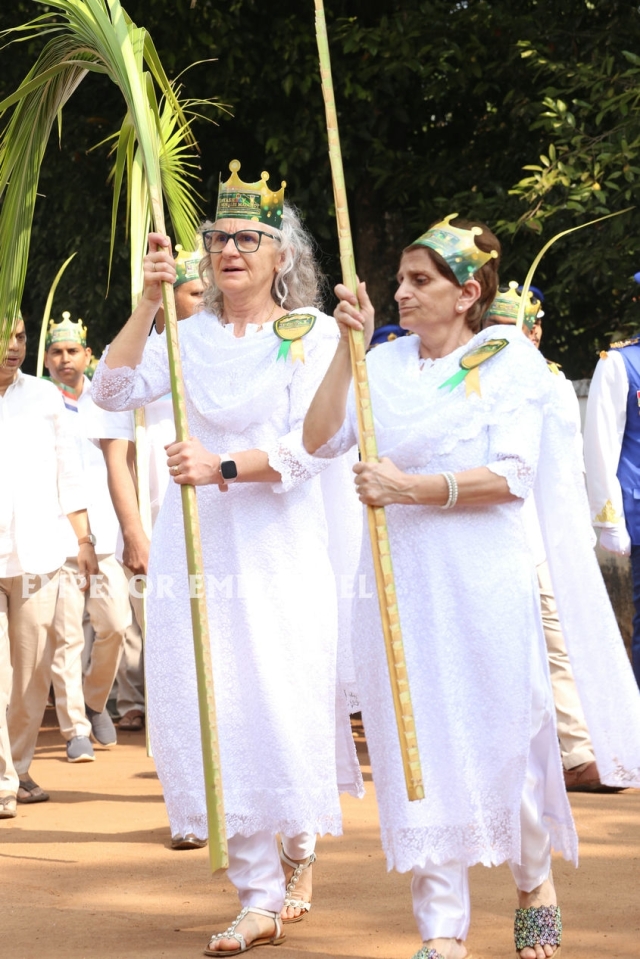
[0,0,228,873]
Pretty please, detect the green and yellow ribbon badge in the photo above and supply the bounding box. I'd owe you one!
[438,338,509,397]
[274,312,316,363]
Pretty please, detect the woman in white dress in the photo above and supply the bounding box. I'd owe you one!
[91,162,361,955]
[303,216,573,959]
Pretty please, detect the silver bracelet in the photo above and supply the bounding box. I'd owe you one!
[440,471,459,510]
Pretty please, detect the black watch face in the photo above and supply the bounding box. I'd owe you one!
[220,459,238,481]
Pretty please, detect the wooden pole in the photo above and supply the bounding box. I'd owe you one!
[314,0,424,801]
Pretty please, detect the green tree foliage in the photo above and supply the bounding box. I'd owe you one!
[2,0,640,377]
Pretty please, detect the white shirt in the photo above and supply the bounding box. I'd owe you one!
[59,375,131,557]
[584,349,628,528]
[0,371,86,576]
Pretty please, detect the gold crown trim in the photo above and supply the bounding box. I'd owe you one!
[45,310,87,349]
[216,160,286,229]
[485,281,541,330]
[412,213,498,284]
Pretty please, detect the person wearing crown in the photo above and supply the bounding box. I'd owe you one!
[43,312,133,761]
[303,215,640,959]
[91,162,363,952]
[0,313,98,817]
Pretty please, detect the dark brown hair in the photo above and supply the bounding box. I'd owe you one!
[405,217,501,333]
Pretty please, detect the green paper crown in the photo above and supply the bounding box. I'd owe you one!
[411,213,498,284]
[216,160,286,229]
[485,281,541,331]
[45,310,87,349]
[174,237,204,288]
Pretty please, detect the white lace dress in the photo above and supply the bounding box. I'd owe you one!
[91,308,362,841]
[316,325,580,872]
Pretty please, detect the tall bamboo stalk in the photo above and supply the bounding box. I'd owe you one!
[0,0,227,870]
[314,0,423,802]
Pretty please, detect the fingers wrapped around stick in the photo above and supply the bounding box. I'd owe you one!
[353,457,410,506]
[333,278,375,348]
[165,438,228,491]
[143,232,176,304]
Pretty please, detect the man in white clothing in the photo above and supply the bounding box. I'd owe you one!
[44,312,132,759]
[0,316,98,817]
[584,326,640,691]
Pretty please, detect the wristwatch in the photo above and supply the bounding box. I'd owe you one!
[77,533,97,547]
[219,453,238,483]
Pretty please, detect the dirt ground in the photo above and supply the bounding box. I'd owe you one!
[2,710,639,959]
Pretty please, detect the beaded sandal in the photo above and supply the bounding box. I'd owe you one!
[280,845,317,924]
[514,905,562,957]
[411,948,474,959]
[204,906,285,955]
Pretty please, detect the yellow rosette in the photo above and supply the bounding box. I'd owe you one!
[439,338,509,397]
[274,312,316,363]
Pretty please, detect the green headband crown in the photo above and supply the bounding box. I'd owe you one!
[45,310,87,349]
[411,213,498,284]
[174,237,204,288]
[216,160,286,230]
[485,281,541,331]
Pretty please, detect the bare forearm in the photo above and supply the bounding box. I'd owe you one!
[395,467,516,506]
[101,439,145,536]
[303,339,353,453]
[66,509,92,539]
[104,299,157,370]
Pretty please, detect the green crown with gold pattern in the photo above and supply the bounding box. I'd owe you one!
[216,160,286,229]
[174,236,204,288]
[45,311,87,349]
[484,281,541,331]
[411,213,498,284]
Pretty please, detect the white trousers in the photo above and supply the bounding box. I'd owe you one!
[226,831,316,912]
[51,553,131,734]
[411,713,554,941]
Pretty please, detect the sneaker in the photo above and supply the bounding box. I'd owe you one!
[66,735,95,763]
[85,705,117,747]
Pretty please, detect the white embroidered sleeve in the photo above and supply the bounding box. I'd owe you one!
[90,336,171,412]
[264,324,348,493]
[485,397,544,499]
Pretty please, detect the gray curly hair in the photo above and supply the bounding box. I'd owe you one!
[199,203,324,318]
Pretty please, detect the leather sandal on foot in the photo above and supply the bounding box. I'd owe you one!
[280,844,316,924]
[204,907,285,955]
[514,905,562,957]
[17,777,50,804]
[117,709,145,731]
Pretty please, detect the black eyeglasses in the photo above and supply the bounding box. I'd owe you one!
[202,229,279,254]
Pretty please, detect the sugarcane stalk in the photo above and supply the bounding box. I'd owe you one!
[314,0,424,801]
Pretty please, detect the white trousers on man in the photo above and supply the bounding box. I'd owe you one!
[1,571,59,785]
[51,553,130,738]
[226,831,316,911]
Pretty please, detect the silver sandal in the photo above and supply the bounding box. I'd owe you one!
[204,906,285,955]
[280,844,317,924]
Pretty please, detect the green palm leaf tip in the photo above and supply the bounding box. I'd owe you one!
[0,0,205,359]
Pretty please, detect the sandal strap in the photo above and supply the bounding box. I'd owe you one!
[282,897,311,913]
[514,905,562,951]
[411,949,445,959]
[207,907,281,951]
[280,844,317,872]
